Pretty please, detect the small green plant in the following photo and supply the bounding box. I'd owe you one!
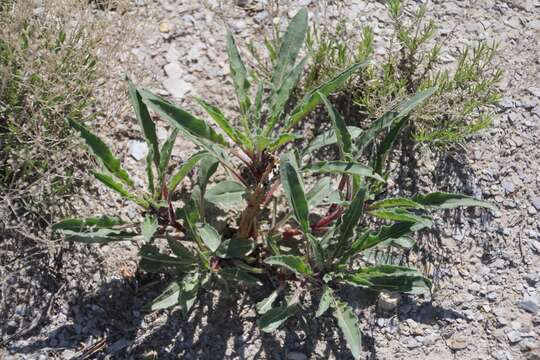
[54,9,493,358]
[302,0,502,148]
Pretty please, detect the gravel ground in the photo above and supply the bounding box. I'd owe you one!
[1,0,539,359]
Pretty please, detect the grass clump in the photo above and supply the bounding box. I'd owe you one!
[0,0,116,232]
[55,8,494,358]
[258,0,502,148]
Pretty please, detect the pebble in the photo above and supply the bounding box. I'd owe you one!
[130,141,148,161]
[159,20,171,33]
[532,197,540,211]
[162,78,191,99]
[164,62,183,78]
[287,352,308,360]
[507,330,522,343]
[447,335,468,350]
[499,97,514,109]
[377,291,401,314]
[518,298,539,314]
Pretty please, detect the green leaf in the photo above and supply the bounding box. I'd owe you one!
[149,281,180,311]
[335,187,367,258]
[142,215,158,242]
[53,216,124,232]
[205,181,246,206]
[315,286,333,318]
[93,172,148,207]
[139,244,195,273]
[178,273,200,316]
[342,265,431,295]
[264,255,312,276]
[168,151,210,193]
[127,78,160,167]
[257,290,280,314]
[303,126,362,156]
[60,228,134,244]
[356,87,436,151]
[285,61,369,130]
[219,267,262,285]
[319,92,351,157]
[167,237,197,261]
[139,89,229,147]
[226,31,251,115]
[268,133,302,151]
[333,299,362,359]
[158,128,179,188]
[195,223,221,252]
[372,115,407,174]
[68,118,134,187]
[250,82,264,128]
[306,178,332,207]
[412,192,494,210]
[280,154,309,232]
[145,147,155,194]
[215,237,253,258]
[303,161,384,182]
[259,304,298,333]
[195,97,250,147]
[271,8,308,92]
[369,208,432,224]
[265,57,308,136]
[369,198,425,210]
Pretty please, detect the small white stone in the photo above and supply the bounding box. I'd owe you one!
[130,141,148,161]
[162,78,191,99]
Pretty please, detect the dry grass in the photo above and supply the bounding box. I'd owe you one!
[0,0,135,237]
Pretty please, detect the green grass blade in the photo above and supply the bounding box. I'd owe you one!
[93,171,148,207]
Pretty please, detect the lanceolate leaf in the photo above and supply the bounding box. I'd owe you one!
[264,255,312,276]
[220,267,262,285]
[178,273,200,316]
[128,79,160,167]
[315,286,333,317]
[285,61,369,130]
[215,238,253,258]
[196,97,250,147]
[53,216,124,232]
[139,89,228,147]
[306,178,332,207]
[195,223,221,252]
[149,281,180,311]
[319,92,351,157]
[68,118,134,187]
[158,128,179,188]
[303,126,362,156]
[167,237,196,261]
[369,208,432,225]
[268,133,302,151]
[93,172,149,208]
[333,300,362,359]
[250,82,264,127]
[369,198,425,210]
[303,161,384,182]
[412,192,494,210]
[139,244,195,273]
[226,31,251,114]
[257,290,280,314]
[342,265,431,295]
[168,151,211,193]
[335,187,367,258]
[142,215,158,242]
[205,181,246,205]
[265,57,308,136]
[373,115,407,173]
[280,154,310,232]
[271,8,308,92]
[356,87,436,151]
[60,228,134,244]
[259,304,298,333]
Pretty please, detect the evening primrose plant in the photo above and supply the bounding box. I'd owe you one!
[54,9,493,358]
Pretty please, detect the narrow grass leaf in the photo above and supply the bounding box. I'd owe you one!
[369,208,431,224]
[369,198,425,210]
[53,216,124,232]
[412,192,494,210]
